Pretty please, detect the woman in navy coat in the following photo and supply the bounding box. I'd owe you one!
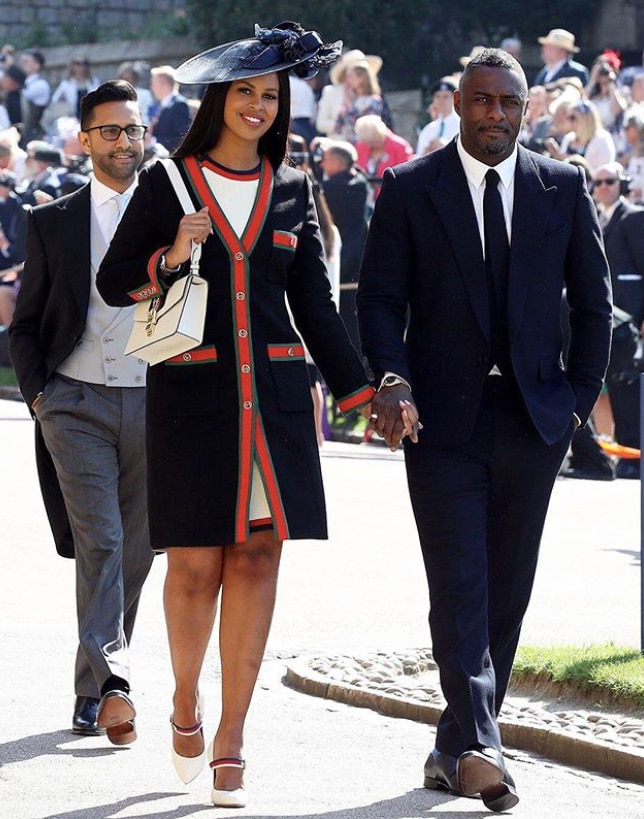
[98,23,375,807]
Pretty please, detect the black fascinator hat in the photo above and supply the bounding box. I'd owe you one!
[175,21,342,85]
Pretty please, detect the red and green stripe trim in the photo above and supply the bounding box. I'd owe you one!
[165,345,217,365]
[128,246,168,301]
[267,343,305,360]
[337,384,376,415]
[273,230,298,251]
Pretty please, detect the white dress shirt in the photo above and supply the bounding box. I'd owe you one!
[456,136,517,254]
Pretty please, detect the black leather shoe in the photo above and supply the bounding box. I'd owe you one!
[457,747,519,812]
[72,696,104,736]
[616,459,640,479]
[560,465,615,481]
[423,748,461,793]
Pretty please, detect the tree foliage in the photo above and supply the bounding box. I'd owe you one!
[183,0,600,89]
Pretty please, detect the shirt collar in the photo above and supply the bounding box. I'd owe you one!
[90,174,138,208]
[456,136,518,190]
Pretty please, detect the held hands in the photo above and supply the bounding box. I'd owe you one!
[366,384,421,451]
[164,206,212,269]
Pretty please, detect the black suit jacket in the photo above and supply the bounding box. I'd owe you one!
[322,169,368,282]
[9,185,92,557]
[357,141,612,446]
[602,199,644,325]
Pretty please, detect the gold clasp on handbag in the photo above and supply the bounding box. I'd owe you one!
[145,297,160,336]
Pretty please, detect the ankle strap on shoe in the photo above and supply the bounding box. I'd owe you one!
[170,717,203,736]
[210,757,245,770]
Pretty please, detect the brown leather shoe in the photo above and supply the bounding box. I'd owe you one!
[97,690,137,745]
[457,747,519,812]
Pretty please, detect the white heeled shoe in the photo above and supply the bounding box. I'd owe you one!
[170,707,207,784]
[210,756,247,808]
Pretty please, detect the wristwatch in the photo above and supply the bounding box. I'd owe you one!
[378,374,411,391]
[159,254,181,274]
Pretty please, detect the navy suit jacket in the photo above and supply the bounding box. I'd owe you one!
[152,94,191,153]
[357,140,612,446]
[533,58,589,87]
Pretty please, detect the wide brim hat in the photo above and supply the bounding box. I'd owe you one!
[329,49,383,85]
[175,22,342,84]
[459,46,487,67]
[537,28,579,53]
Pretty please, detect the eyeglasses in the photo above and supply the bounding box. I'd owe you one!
[83,124,147,141]
[594,178,618,186]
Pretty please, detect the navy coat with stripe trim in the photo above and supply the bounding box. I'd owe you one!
[98,158,373,548]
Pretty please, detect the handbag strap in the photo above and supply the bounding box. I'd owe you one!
[160,158,202,273]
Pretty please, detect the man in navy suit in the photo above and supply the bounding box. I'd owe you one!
[149,65,192,153]
[357,49,611,812]
[533,28,588,87]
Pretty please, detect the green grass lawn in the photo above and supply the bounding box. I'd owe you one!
[0,365,17,387]
[514,643,644,709]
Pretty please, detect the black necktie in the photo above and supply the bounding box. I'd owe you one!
[483,168,510,317]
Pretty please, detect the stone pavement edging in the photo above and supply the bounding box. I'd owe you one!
[285,650,644,786]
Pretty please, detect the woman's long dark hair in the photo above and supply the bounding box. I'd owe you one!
[173,71,291,170]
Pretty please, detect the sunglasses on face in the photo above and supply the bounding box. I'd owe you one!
[594,178,618,186]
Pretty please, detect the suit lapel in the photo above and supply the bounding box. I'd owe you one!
[507,147,558,343]
[425,143,491,339]
[58,185,92,316]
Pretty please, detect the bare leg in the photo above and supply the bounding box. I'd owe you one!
[164,547,223,758]
[212,530,283,791]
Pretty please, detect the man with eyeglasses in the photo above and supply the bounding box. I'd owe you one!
[10,80,154,743]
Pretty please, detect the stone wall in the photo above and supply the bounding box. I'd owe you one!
[0,0,187,48]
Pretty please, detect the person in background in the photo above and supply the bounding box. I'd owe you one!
[620,106,644,201]
[19,141,64,205]
[332,59,384,143]
[149,65,192,153]
[416,78,459,156]
[354,113,414,195]
[0,170,25,270]
[500,37,522,62]
[97,22,376,808]
[592,161,644,479]
[533,28,589,87]
[319,139,369,353]
[551,99,615,171]
[117,61,154,123]
[315,48,384,137]
[51,55,100,120]
[357,48,611,812]
[9,80,153,745]
[585,49,627,137]
[19,48,51,145]
[289,73,317,148]
[1,64,25,126]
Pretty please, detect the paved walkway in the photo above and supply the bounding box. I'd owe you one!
[1,397,643,818]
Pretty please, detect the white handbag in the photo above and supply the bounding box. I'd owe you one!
[125,159,208,366]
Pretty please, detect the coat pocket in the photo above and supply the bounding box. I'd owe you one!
[267,342,312,412]
[159,345,219,415]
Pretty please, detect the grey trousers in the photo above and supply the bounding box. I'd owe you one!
[37,374,153,698]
